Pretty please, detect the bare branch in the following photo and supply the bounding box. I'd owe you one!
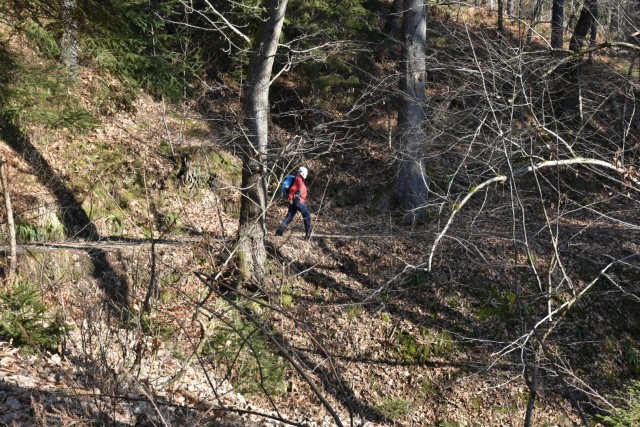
[428,157,640,271]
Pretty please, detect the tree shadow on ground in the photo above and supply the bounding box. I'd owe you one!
[0,45,128,312]
[0,378,135,426]
[295,235,478,338]
[264,240,494,425]
[0,375,236,426]
[197,268,391,426]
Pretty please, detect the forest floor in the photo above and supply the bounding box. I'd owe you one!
[1,63,639,426]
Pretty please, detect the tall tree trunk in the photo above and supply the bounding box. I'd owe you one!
[588,4,598,62]
[61,0,78,72]
[498,0,504,35]
[560,0,598,117]
[570,0,597,52]
[0,155,16,284]
[526,0,544,44]
[396,0,429,225]
[551,0,565,49]
[237,0,288,284]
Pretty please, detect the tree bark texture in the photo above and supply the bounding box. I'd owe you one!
[570,0,598,52]
[551,0,565,49]
[561,0,598,117]
[237,0,288,284]
[588,5,599,61]
[396,0,429,225]
[383,0,403,42]
[61,0,78,71]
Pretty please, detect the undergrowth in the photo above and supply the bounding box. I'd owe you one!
[597,380,640,426]
[0,279,65,353]
[0,58,98,132]
[203,307,288,397]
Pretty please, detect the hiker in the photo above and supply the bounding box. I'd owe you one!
[275,166,312,238]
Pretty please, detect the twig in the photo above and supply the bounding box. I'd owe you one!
[194,272,345,427]
[427,157,640,271]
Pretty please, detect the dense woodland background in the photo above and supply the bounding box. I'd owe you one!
[0,0,639,426]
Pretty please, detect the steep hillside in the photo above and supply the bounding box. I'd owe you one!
[1,3,640,427]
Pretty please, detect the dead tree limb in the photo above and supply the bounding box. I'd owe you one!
[0,154,16,284]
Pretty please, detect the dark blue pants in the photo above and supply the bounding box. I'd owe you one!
[276,199,311,235]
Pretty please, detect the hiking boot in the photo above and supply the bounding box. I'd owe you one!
[275,227,284,236]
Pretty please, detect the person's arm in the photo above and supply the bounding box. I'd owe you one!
[288,176,302,201]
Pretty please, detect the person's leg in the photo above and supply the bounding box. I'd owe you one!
[275,204,298,236]
[296,201,312,236]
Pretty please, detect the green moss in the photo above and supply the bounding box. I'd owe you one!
[236,250,249,281]
[184,119,210,138]
[346,305,363,319]
[159,290,173,304]
[281,294,293,308]
[476,287,517,322]
[419,377,435,398]
[623,339,640,374]
[279,284,297,309]
[431,36,448,48]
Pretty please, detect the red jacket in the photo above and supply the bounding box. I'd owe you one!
[288,173,307,203]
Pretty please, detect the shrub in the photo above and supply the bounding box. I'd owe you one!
[203,310,287,397]
[374,397,412,420]
[0,280,65,353]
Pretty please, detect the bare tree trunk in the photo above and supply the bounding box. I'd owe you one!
[523,345,541,427]
[588,4,598,62]
[570,0,598,52]
[498,0,504,35]
[396,0,429,225]
[61,0,78,72]
[562,0,597,117]
[526,0,544,44]
[551,0,565,49]
[0,155,16,284]
[237,0,288,283]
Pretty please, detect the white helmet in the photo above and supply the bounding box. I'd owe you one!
[297,166,308,179]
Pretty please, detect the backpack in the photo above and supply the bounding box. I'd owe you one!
[281,174,295,197]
